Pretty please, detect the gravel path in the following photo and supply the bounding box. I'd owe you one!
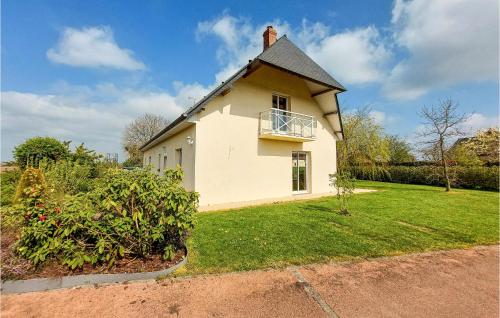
[2,245,498,318]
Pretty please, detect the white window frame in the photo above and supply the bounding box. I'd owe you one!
[292,151,309,194]
[272,93,290,111]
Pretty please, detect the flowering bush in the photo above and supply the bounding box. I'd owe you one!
[16,168,198,269]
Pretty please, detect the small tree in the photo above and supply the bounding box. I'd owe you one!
[329,171,356,215]
[71,143,102,164]
[122,113,169,166]
[418,99,468,191]
[13,137,70,169]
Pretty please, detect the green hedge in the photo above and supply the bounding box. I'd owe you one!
[345,165,499,191]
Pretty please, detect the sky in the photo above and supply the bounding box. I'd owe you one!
[1,0,499,161]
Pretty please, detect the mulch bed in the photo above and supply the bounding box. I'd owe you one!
[1,227,185,281]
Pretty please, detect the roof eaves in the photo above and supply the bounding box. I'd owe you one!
[139,62,252,151]
[257,59,346,92]
[139,113,188,151]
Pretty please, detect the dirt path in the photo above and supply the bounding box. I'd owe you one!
[2,245,498,318]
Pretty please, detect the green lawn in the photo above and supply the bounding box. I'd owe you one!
[185,181,499,274]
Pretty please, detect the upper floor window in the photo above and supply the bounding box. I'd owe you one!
[272,93,289,111]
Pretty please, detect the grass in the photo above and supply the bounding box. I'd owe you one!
[185,181,499,274]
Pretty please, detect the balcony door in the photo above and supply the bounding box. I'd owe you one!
[292,152,308,193]
[272,94,289,132]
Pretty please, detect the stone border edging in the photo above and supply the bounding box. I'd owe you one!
[1,251,187,295]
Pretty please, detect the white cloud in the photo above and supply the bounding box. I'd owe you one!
[369,110,397,125]
[197,15,390,86]
[460,113,499,134]
[384,0,499,100]
[0,83,209,161]
[47,26,146,70]
[197,14,292,84]
[303,25,391,85]
[198,5,498,98]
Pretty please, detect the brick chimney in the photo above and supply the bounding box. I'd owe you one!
[263,26,277,51]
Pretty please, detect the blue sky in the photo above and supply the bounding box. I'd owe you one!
[2,0,499,160]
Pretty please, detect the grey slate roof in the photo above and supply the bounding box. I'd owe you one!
[258,36,345,91]
[140,35,345,150]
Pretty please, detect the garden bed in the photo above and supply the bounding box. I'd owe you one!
[1,228,186,281]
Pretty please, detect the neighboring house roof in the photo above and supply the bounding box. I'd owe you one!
[140,35,345,151]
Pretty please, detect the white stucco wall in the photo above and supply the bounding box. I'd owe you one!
[142,125,196,191]
[194,66,338,206]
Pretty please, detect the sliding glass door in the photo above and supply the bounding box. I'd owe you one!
[292,152,308,192]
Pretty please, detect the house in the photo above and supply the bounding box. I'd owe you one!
[140,26,346,207]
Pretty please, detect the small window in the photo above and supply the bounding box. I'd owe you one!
[163,155,168,170]
[272,93,289,111]
[148,156,151,165]
[157,154,161,172]
[175,148,182,167]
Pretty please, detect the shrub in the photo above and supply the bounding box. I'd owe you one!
[1,169,21,206]
[122,157,142,168]
[14,168,47,203]
[71,143,103,166]
[345,165,499,190]
[13,137,70,169]
[454,166,499,190]
[330,171,356,215]
[16,168,198,269]
[40,159,94,196]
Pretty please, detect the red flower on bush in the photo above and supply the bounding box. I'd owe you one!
[38,215,46,222]
[54,207,61,213]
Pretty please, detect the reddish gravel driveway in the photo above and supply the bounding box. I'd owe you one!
[2,245,498,318]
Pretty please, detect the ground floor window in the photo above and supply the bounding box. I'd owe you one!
[175,148,183,167]
[292,152,308,192]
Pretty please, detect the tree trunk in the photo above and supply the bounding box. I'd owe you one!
[439,137,451,191]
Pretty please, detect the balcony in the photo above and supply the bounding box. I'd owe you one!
[259,108,317,142]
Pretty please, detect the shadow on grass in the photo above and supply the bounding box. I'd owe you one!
[300,204,333,213]
[359,183,446,193]
[359,181,499,193]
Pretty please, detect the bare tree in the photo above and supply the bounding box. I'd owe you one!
[418,99,469,191]
[122,113,169,165]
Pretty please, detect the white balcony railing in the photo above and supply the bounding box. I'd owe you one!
[259,108,317,141]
